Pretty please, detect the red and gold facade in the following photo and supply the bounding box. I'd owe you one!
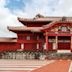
[43,21,72,52]
[1,14,72,52]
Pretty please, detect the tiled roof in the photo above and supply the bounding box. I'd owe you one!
[43,20,72,30]
[8,20,72,32]
[18,14,72,27]
[8,14,72,32]
[18,14,72,22]
[0,38,17,42]
[8,26,43,32]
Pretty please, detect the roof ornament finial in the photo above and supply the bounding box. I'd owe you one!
[33,14,44,20]
[61,16,66,21]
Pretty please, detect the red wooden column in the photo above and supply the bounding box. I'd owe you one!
[55,36,58,51]
[71,36,72,52]
[45,32,48,51]
[37,43,39,51]
[21,43,24,50]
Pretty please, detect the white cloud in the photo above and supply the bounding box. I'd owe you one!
[0,0,24,37]
[0,0,72,37]
[52,0,72,16]
[14,0,60,17]
[14,0,72,17]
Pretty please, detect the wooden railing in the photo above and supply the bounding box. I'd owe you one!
[48,31,71,34]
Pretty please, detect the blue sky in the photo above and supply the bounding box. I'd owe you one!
[5,0,33,14]
[0,0,72,37]
[5,0,25,12]
[5,0,61,16]
[4,0,72,17]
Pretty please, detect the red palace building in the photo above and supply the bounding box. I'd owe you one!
[1,14,72,53]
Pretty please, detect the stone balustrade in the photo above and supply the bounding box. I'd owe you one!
[1,51,72,60]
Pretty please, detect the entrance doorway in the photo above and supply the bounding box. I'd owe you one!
[58,36,71,50]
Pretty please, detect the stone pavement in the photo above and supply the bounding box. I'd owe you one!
[0,59,54,72]
[31,60,71,72]
[1,60,72,72]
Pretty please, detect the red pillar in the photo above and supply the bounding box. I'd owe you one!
[71,36,72,52]
[55,36,58,51]
[45,32,48,51]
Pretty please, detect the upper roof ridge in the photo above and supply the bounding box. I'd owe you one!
[33,14,44,19]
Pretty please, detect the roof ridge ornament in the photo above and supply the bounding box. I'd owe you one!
[61,16,66,21]
[33,14,44,20]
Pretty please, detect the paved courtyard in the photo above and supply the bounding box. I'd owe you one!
[0,59,54,72]
[31,60,71,72]
[0,59,72,72]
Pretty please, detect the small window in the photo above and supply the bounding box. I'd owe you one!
[27,36,30,40]
[39,35,44,39]
[33,36,37,40]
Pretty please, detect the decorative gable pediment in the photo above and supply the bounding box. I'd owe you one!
[43,21,72,32]
[58,26,70,32]
[50,25,70,32]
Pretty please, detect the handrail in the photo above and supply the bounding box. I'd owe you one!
[48,31,71,34]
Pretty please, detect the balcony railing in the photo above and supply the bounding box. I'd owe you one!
[49,39,70,43]
[58,31,70,34]
[48,31,71,34]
